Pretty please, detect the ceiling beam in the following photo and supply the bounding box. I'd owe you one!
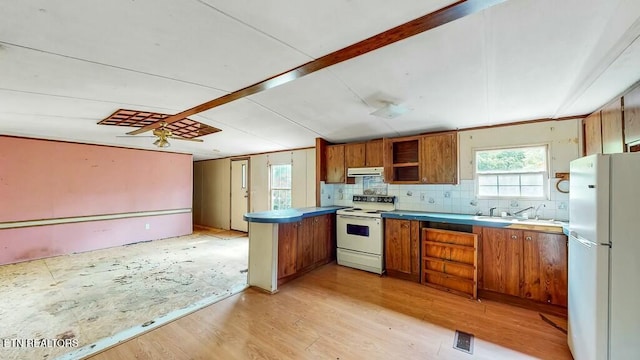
[128,0,505,135]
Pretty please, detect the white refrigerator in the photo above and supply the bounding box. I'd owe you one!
[568,153,640,360]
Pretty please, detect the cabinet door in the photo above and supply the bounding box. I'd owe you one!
[624,85,640,145]
[384,137,421,183]
[278,222,298,279]
[324,214,336,260]
[312,216,325,264]
[312,215,333,264]
[385,219,420,281]
[584,111,603,155]
[365,139,384,167]
[522,232,568,306]
[296,218,315,271]
[601,98,624,154]
[345,143,366,168]
[420,132,458,184]
[326,145,345,183]
[481,228,521,297]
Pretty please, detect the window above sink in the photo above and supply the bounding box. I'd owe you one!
[474,145,549,200]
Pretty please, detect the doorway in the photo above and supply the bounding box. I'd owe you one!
[231,159,249,232]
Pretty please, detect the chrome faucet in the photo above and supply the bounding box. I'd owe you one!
[513,206,534,216]
[534,204,546,220]
[489,207,497,217]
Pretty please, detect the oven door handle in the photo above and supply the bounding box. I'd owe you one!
[338,215,379,221]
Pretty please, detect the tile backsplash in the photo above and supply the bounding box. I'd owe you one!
[323,178,569,221]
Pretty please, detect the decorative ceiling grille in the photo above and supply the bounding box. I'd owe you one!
[98,109,221,139]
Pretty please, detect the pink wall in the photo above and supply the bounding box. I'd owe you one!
[0,136,193,265]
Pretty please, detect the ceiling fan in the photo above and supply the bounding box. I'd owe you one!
[149,122,204,148]
[118,121,204,148]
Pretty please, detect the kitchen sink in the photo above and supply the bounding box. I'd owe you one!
[511,218,566,226]
[473,215,565,227]
[473,215,514,222]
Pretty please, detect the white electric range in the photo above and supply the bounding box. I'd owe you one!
[336,195,396,274]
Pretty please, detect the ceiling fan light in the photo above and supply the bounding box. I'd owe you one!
[154,138,170,148]
[370,103,410,119]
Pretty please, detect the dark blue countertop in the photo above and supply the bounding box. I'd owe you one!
[382,210,504,226]
[382,210,568,234]
[243,206,344,224]
[244,207,569,234]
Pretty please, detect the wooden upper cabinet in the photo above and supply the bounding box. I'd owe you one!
[345,143,366,168]
[583,111,603,156]
[325,144,345,183]
[521,231,567,306]
[481,227,521,297]
[365,139,384,167]
[624,84,640,145]
[601,98,624,154]
[420,132,458,184]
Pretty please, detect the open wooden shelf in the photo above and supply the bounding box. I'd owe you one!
[423,256,475,270]
[422,228,478,299]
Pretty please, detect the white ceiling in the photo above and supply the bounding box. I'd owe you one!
[1,0,639,160]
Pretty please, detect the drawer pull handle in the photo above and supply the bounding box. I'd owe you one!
[511,235,518,239]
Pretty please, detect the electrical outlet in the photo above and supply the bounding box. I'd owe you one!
[420,192,425,201]
[145,223,150,230]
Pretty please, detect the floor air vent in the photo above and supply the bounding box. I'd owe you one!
[453,330,474,354]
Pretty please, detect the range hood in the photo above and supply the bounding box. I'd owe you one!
[347,167,384,177]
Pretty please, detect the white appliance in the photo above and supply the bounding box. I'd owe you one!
[336,195,395,274]
[346,167,384,177]
[568,153,640,360]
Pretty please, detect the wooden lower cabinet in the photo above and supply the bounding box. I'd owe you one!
[481,227,522,297]
[521,231,568,306]
[278,214,335,285]
[385,219,420,282]
[480,227,568,307]
[313,214,334,263]
[296,217,315,271]
[278,221,299,279]
[422,228,478,299]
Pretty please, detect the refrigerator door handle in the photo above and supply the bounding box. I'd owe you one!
[570,233,595,248]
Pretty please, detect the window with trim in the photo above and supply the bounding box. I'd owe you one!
[475,145,548,199]
[270,164,292,210]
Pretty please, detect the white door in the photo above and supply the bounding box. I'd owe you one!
[231,159,249,232]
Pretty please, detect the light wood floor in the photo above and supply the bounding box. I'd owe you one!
[89,263,572,360]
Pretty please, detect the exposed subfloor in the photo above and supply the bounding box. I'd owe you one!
[0,227,248,360]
